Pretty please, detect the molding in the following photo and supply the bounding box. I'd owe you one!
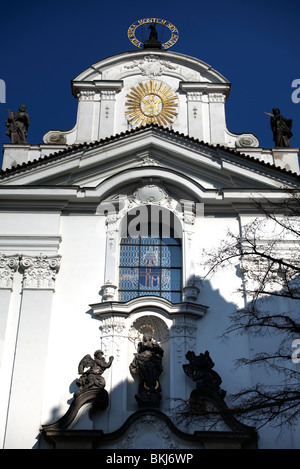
[90,296,208,319]
[0,235,62,252]
[180,82,230,99]
[72,80,123,98]
[72,49,230,84]
[40,408,257,449]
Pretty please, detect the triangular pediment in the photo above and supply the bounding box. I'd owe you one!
[1,126,299,210]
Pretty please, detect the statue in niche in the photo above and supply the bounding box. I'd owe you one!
[130,332,164,407]
[183,350,226,400]
[75,350,114,396]
[270,107,293,147]
[5,105,30,144]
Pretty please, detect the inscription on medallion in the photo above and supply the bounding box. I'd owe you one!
[127,18,179,50]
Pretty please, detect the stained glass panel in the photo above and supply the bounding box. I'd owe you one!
[140,267,160,290]
[161,291,181,303]
[120,245,139,267]
[140,245,160,266]
[119,233,182,302]
[119,268,139,290]
[119,290,138,302]
[161,269,181,290]
[161,246,181,267]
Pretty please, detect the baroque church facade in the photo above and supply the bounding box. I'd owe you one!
[0,29,299,449]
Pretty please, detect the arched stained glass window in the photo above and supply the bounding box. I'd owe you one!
[119,206,182,303]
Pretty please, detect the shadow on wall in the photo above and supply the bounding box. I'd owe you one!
[36,278,252,449]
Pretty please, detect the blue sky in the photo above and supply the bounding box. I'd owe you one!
[0,0,299,161]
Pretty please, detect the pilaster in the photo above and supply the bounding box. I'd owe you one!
[0,254,19,388]
[99,91,117,139]
[169,314,198,407]
[208,93,226,144]
[98,314,128,431]
[4,254,60,449]
[186,91,205,141]
[76,91,96,143]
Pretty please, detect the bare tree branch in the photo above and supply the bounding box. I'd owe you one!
[200,191,300,428]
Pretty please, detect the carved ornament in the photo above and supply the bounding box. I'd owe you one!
[0,253,19,289]
[20,254,61,289]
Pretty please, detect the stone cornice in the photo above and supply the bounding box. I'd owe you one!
[180,81,231,99]
[0,234,61,252]
[89,296,208,319]
[72,80,123,98]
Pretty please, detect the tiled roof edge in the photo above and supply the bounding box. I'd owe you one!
[0,123,299,180]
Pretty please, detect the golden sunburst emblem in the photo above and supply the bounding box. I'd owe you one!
[125,80,178,127]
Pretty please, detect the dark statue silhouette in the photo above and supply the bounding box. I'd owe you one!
[183,350,226,399]
[144,23,161,49]
[130,332,164,407]
[270,107,293,147]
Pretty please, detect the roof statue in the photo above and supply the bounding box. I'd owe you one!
[127,18,179,50]
[144,23,162,49]
[5,105,30,144]
[269,107,293,147]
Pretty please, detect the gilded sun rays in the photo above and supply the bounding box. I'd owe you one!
[125,80,178,127]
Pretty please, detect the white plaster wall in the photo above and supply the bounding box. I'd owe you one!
[0,206,299,448]
[41,212,254,433]
[41,214,106,425]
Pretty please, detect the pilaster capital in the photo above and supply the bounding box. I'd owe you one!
[20,254,61,289]
[208,93,226,103]
[0,253,19,289]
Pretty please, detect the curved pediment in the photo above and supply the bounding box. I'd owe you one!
[71,49,230,86]
[43,48,245,149]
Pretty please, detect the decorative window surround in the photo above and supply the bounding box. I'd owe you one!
[99,180,202,304]
[20,254,61,290]
[0,254,19,289]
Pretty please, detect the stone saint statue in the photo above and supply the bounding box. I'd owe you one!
[75,350,114,396]
[270,107,293,147]
[130,332,164,407]
[6,105,30,144]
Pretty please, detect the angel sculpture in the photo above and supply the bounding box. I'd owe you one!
[75,350,114,395]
